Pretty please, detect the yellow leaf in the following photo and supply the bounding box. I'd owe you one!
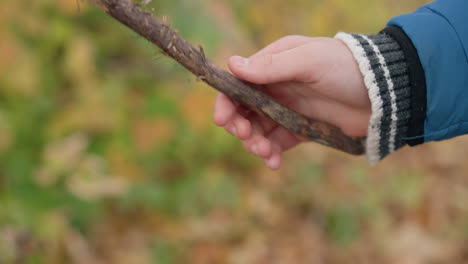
[181,86,215,131]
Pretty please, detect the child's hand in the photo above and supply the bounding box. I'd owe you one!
[213,36,371,170]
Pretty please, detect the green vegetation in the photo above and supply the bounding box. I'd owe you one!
[3,0,468,263]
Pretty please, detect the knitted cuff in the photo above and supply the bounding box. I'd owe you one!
[335,32,412,165]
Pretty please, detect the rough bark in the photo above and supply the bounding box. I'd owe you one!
[95,0,365,155]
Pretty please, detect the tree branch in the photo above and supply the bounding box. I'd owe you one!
[95,0,365,155]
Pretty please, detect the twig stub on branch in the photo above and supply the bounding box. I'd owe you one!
[96,0,365,155]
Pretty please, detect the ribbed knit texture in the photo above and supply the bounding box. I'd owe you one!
[335,32,411,165]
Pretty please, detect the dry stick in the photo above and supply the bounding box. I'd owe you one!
[96,0,365,155]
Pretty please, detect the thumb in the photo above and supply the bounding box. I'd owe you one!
[228,47,310,84]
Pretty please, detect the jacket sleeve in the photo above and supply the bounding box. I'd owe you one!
[388,0,468,145]
[335,0,468,164]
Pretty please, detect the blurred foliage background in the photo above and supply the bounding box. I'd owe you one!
[3,0,468,263]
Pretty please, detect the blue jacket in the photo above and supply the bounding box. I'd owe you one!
[389,0,468,144]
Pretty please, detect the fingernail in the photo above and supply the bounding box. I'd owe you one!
[231,56,248,68]
[252,144,258,155]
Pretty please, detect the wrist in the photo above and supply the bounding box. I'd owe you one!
[335,31,413,165]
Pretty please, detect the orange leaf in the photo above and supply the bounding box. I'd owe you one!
[132,118,175,153]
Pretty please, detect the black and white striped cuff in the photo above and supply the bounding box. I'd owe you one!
[335,31,412,165]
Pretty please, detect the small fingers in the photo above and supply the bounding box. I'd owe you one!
[213,92,291,171]
[262,127,303,170]
[224,114,251,140]
[264,145,282,170]
[214,93,237,126]
[238,116,298,170]
[230,117,284,171]
[243,135,273,159]
[214,93,253,140]
[266,127,302,153]
[241,114,277,158]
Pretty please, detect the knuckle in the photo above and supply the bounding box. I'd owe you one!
[249,54,275,83]
[260,53,273,67]
[260,54,274,81]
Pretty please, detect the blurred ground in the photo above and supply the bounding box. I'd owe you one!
[3,0,468,263]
